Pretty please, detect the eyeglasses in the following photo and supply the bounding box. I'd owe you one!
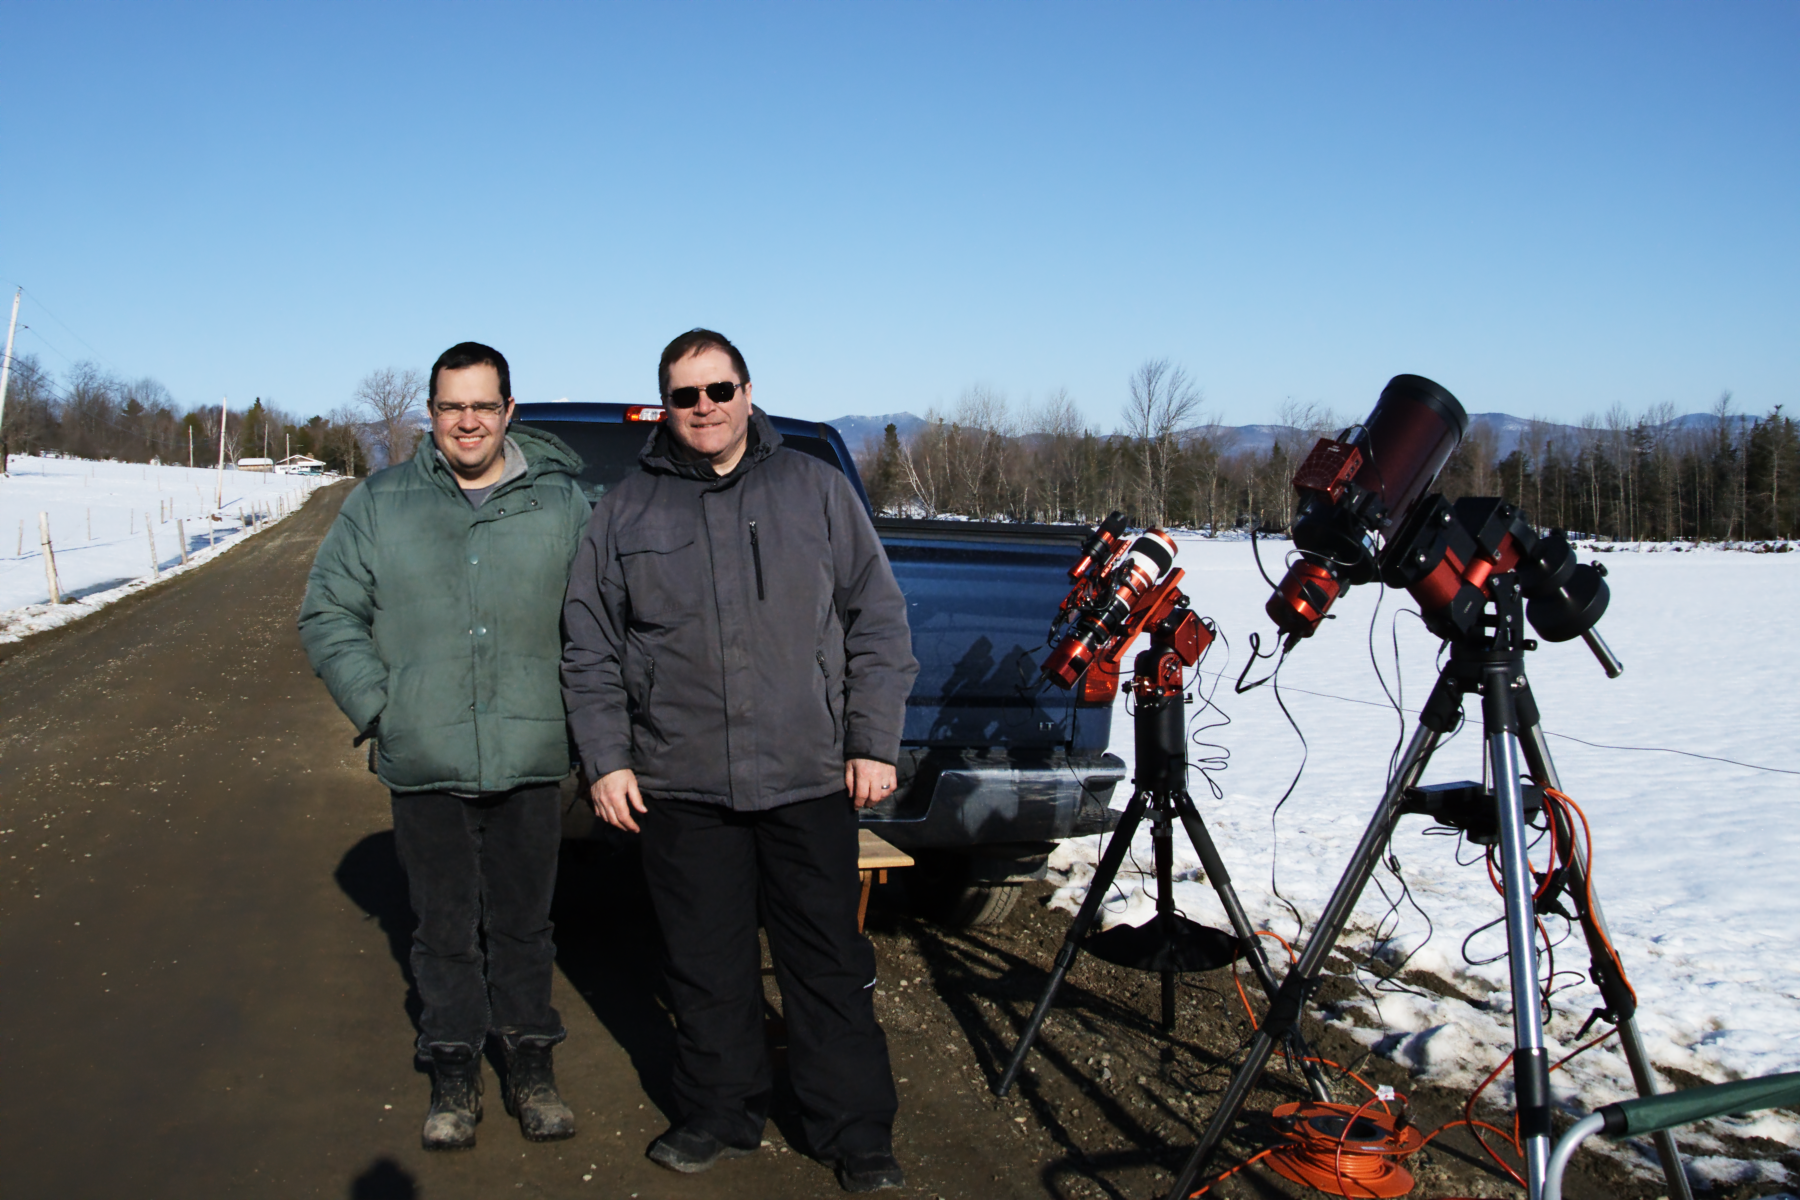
[665,381,743,408]
[432,400,509,422]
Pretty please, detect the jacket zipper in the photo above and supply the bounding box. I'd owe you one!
[749,520,766,601]
[644,657,656,724]
[816,650,838,739]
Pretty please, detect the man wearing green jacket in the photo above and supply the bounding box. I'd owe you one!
[299,341,590,1151]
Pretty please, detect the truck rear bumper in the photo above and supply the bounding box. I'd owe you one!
[857,752,1125,851]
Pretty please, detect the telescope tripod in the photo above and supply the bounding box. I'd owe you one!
[997,605,1332,1104]
[1164,575,1690,1200]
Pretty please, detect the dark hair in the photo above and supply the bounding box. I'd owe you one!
[430,341,512,404]
[658,328,750,399]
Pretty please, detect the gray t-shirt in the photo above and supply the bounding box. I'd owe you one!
[463,482,499,509]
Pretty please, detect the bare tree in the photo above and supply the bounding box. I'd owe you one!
[1027,387,1088,522]
[1124,359,1202,527]
[327,404,370,477]
[949,386,1011,518]
[897,412,948,518]
[355,367,427,468]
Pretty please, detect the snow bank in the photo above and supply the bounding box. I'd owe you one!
[1047,534,1800,1176]
[0,456,331,643]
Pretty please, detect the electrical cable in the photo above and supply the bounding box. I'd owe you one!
[1261,640,1309,935]
[1195,958,1628,1199]
[16,285,114,367]
[1248,522,1282,590]
[1202,662,1797,778]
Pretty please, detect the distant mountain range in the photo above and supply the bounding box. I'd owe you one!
[821,413,929,448]
[825,411,1752,459]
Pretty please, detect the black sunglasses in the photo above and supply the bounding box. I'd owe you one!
[666,381,744,408]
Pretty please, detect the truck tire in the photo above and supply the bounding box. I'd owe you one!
[906,851,1024,928]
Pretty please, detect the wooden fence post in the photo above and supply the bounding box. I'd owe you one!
[39,512,62,604]
[146,514,158,580]
[178,519,188,565]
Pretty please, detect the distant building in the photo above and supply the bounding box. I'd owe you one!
[275,455,327,476]
[239,457,275,473]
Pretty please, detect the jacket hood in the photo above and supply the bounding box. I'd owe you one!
[416,420,584,490]
[505,421,585,478]
[638,406,783,484]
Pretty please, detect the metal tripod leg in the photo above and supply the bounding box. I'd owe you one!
[994,784,1152,1096]
[1170,790,1331,1103]
[1483,662,1553,1195]
[1519,721,1694,1200]
[1154,797,1179,1031]
[1163,722,1443,1200]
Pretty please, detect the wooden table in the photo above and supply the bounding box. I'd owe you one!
[857,827,914,932]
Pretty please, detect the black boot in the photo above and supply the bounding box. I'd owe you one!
[503,1040,576,1142]
[422,1045,483,1150]
[836,1147,905,1192]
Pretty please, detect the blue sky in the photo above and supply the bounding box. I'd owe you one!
[3,2,1794,429]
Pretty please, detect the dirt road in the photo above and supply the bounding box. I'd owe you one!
[0,483,1056,1199]
[1,482,1787,1200]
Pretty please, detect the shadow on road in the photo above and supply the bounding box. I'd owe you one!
[549,835,682,1121]
[349,1156,418,1198]
[330,824,823,1148]
[334,832,425,1037]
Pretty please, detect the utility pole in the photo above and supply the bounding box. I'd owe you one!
[189,424,194,470]
[215,396,228,510]
[0,289,20,475]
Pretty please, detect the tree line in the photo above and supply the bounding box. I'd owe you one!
[857,361,1799,542]
[0,354,432,476]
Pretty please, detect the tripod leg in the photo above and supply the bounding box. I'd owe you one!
[1163,722,1444,1200]
[1170,790,1331,1103]
[994,784,1152,1097]
[1484,664,1552,1197]
[1154,796,1177,1030]
[1519,721,1694,1200]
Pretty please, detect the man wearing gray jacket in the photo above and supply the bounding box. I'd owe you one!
[561,329,918,1192]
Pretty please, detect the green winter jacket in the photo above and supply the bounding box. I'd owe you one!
[298,424,590,794]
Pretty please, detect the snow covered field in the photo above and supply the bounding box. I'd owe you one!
[0,455,330,643]
[1048,533,1800,1187]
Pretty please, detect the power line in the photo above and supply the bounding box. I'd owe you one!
[16,285,113,368]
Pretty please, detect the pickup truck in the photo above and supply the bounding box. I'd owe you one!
[516,402,1125,925]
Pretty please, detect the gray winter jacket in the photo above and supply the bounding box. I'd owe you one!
[560,409,918,811]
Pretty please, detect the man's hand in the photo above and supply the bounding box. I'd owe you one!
[590,768,647,833]
[846,758,897,808]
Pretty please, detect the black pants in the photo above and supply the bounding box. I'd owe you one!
[390,784,566,1055]
[640,791,897,1158]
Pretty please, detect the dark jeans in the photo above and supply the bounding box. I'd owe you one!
[639,790,897,1159]
[390,784,566,1055]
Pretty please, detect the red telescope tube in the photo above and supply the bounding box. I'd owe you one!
[1266,375,1467,641]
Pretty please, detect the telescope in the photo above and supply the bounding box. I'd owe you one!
[996,513,1338,1107]
[1165,377,1686,1200]
[1041,513,1183,695]
[1265,374,1621,676]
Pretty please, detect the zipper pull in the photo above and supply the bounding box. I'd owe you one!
[749,519,766,601]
